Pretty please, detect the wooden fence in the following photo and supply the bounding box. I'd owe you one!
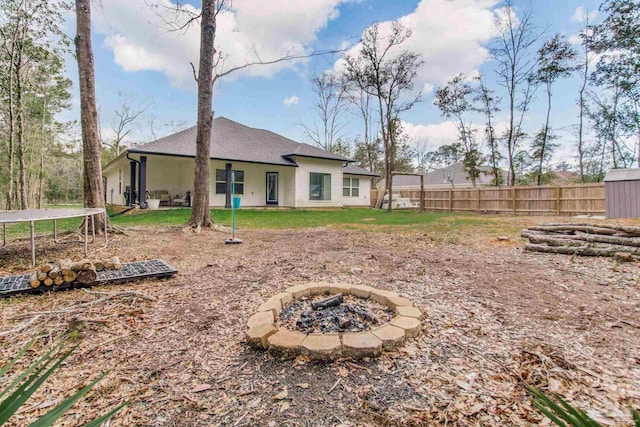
[370,183,605,216]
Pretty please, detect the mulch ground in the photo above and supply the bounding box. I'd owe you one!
[0,218,639,426]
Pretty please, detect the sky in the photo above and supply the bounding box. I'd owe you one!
[60,0,604,166]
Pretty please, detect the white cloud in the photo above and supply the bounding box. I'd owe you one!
[572,6,598,23]
[283,95,299,106]
[401,121,460,150]
[401,119,510,151]
[337,0,498,89]
[422,83,434,95]
[94,0,352,89]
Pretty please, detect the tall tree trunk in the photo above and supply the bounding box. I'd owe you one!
[577,50,588,182]
[16,41,27,209]
[611,86,619,168]
[6,39,16,210]
[37,152,45,209]
[376,96,391,213]
[187,0,216,229]
[536,84,552,186]
[506,72,516,186]
[75,0,105,228]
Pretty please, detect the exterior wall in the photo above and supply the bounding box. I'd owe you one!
[343,174,372,207]
[605,181,640,218]
[293,157,344,208]
[104,157,131,206]
[146,155,194,199]
[106,154,347,208]
[208,160,296,207]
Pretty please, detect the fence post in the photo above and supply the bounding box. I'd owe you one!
[448,189,453,212]
[476,188,481,212]
[556,186,561,216]
[419,175,424,213]
[512,187,516,215]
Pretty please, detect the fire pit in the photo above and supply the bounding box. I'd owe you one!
[278,294,394,333]
[246,282,423,360]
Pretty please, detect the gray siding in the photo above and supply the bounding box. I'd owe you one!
[605,180,640,218]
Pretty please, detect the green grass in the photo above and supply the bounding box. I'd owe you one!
[2,206,514,240]
[2,204,86,239]
[107,207,492,230]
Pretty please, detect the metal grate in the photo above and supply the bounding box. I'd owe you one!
[0,259,177,298]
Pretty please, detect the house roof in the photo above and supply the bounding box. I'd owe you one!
[381,163,500,188]
[343,164,379,177]
[604,168,640,182]
[127,117,351,167]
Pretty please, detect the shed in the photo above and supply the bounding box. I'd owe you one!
[604,168,640,218]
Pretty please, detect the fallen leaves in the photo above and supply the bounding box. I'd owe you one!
[0,223,639,426]
[190,384,212,393]
[272,386,288,401]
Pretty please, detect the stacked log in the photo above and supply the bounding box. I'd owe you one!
[30,257,123,288]
[521,223,640,261]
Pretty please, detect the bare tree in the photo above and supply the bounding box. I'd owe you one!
[343,22,423,212]
[0,0,67,209]
[105,91,151,156]
[474,75,503,186]
[576,10,595,182]
[75,0,105,227]
[413,137,430,174]
[491,0,541,185]
[162,0,344,228]
[301,73,349,153]
[530,34,577,185]
[435,74,483,187]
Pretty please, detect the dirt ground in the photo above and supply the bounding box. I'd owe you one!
[0,216,639,426]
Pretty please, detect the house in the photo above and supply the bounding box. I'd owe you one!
[380,162,502,191]
[103,117,378,209]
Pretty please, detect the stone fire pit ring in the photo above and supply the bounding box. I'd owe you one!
[246,282,423,360]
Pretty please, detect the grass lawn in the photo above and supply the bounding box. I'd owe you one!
[3,206,529,243]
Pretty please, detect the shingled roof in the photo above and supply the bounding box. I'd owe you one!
[343,164,379,177]
[127,117,351,166]
[380,162,501,188]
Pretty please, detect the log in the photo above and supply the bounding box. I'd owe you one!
[53,276,64,286]
[63,271,77,283]
[30,273,41,288]
[524,243,637,257]
[521,233,586,247]
[311,293,344,310]
[103,258,114,270]
[540,223,640,237]
[59,259,73,276]
[93,260,104,271]
[523,230,640,248]
[37,272,47,281]
[76,268,98,285]
[71,259,93,272]
[39,263,53,273]
[529,225,619,235]
[48,267,61,279]
[112,257,122,270]
[43,278,54,286]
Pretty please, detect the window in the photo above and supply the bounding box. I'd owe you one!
[309,173,331,200]
[343,177,360,197]
[215,169,244,194]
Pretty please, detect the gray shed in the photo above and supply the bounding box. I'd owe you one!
[604,168,640,218]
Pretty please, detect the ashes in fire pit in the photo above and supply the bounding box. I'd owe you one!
[278,293,394,333]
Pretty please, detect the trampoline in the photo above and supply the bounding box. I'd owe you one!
[0,208,108,266]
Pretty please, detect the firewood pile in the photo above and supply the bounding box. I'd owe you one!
[521,223,640,261]
[30,257,122,289]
